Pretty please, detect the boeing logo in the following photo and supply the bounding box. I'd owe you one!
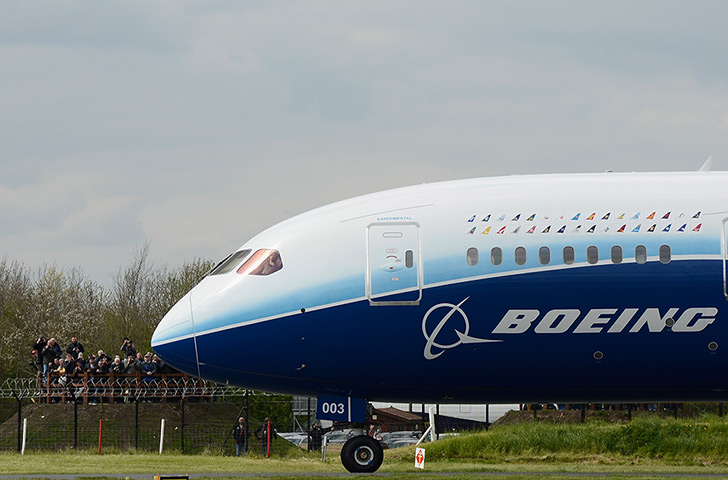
[422,298,501,360]
[423,300,718,360]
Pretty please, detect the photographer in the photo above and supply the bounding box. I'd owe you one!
[61,353,76,374]
[120,337,137,359]
[31,336,47,373]
[72,352,86,378]
[110,355,124,374]
[66,336,85,360]
[124,354,139,374]
[97,350,112,364]
[40,338,62,381]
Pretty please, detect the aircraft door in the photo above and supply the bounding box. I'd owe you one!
[367,223,422,305]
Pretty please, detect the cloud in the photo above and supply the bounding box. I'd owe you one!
[1,1,728,285]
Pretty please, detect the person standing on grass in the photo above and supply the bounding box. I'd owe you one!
[255,417,277,456]
[308,422,332,452]
[233,417,250,456]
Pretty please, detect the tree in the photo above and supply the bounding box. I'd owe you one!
[0,245,214,378]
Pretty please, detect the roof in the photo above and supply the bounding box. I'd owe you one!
[373,406,424,422]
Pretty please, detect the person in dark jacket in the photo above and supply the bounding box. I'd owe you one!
[61,353,76,374]
[66,337,85,359]
[32,336,47,373]
[41,338,62,381]
[97,350,112,364]
[140,353,157,399]
[110,355,124,374]
[120,337,137,359]
[232,417,250,456]
[141,353,156,377]
[124,355,139,374]
[255,417,277,456]
[308,423,333,452]
[72,352,86,378]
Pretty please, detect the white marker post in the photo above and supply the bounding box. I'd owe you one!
[428,407,437,442]
[159,419,165,454]
[21,418,27,455]
[415,447,425,470]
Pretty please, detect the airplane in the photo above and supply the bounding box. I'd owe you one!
[152,166,728,472]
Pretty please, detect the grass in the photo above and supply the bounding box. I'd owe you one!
[416,415,728,465]
[4,414,728,478]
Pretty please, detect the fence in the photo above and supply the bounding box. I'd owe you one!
[0,376,298,455]
[0,400,296,455]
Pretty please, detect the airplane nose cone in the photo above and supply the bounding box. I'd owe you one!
[151,294,199,376]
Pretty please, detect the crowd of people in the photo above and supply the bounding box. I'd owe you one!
[32,335,178,385]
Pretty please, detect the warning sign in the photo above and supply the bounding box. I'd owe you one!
[414,447,425,470]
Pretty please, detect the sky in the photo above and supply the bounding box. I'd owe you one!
[2,1,728,285]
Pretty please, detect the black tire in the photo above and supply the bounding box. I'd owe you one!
[340,435,384,473]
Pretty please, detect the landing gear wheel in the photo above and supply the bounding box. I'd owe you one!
[340,435,384,473]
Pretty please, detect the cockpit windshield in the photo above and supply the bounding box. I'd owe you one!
[237,249,283,276]
[208,249,252,276]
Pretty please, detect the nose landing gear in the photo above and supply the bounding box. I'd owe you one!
[340,435,384,473]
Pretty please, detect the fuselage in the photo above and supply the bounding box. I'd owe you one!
[152,171,728,404]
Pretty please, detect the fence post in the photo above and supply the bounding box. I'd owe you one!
[306,397,311,450]
[83,372,89,405]
[159,418,165,454]
[244,391,249,454]
[181,397,185,454]
[98,418,103,453]
[135,397,139,450]
[74,397,78,449]
[12,391,21,453]
[21,418,27,455]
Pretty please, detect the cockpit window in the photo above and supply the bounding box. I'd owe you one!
[237,249,283,276]
[209,249,252,276]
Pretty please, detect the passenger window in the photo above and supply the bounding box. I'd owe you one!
[563,246,575,265]
[491,247,502,266]
[467,247,478,266]
[635,245,647,264]
[515,247,527,266]
[659,245,671,264]
[237,249,283,276]
[539,246,550,265]
[209,249,252,276]
[587,246,598,264]
[611,245,623,264]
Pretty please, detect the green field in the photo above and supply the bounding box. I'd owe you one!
[2,451,728,480]
[3,414,728,479]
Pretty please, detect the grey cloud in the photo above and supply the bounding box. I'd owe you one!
[2,1,728,285]
[0,1,189,50]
